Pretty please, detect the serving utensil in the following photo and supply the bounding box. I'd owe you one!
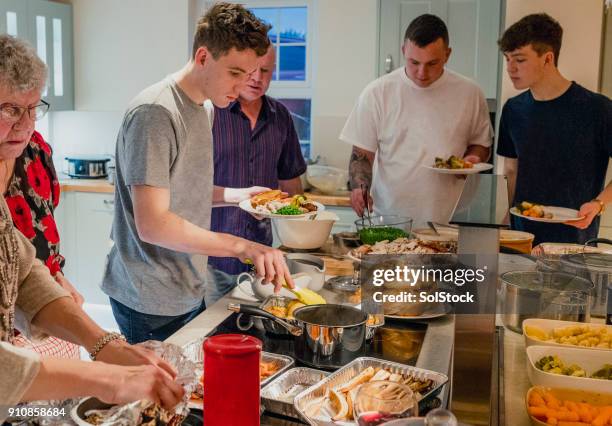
[361,183,372,226]
[282,281,326,305]
[426,221,440,236]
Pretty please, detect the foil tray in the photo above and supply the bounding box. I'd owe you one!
[293,357,448,425]
[261,367,330,419]
[181,338,295,387]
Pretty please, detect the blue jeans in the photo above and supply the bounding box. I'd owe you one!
[109,298,206,344]
[204,267,238,307]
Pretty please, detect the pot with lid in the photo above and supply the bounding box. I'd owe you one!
[500,270,594,333]
[558,239,612,318]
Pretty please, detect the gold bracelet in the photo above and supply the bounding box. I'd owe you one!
[89,332,126,360]
[592,199,605,216]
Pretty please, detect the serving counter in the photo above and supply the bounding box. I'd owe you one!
[166,277,455,425]
[58,177,351,207]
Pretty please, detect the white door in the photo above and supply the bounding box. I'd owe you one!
[74,193,115,305]
[378,0,502,99]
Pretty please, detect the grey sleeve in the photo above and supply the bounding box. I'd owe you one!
[0,342,40,409]
[120,104,178,188]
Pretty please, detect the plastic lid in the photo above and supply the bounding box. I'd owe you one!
[203,334,262,356]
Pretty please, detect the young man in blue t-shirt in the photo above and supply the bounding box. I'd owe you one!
[496,13,612,245]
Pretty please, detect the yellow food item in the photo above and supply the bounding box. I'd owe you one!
[525,324,612,349]
[525,325,549,341]
[329,389,349,421]
[286,300,305,318]
[337,366,376,393]
[264,305,288,318]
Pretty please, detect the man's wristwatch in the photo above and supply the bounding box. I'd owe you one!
[89,332,127,360]
[592,199,605,216]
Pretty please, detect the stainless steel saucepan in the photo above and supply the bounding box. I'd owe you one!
[228,303,367,369]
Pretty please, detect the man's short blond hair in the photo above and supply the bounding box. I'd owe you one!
[0,35,47,94]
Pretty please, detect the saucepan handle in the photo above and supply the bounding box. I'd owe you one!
[585,238,612,249]
[227,303,303,336]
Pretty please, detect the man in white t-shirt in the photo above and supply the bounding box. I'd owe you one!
[340,14,492,228]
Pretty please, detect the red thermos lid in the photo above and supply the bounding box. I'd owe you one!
[204,334,262,426]
[203,334,262,356]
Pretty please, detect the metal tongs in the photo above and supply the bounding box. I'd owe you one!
[361,183,372,226]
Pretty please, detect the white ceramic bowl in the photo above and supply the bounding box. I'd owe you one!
[522,318,612,352]
[526,345,612,393]
[273,211,339,250]
[306,165,348,194]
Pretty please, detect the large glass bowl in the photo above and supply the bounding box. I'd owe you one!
[354,215,413,245]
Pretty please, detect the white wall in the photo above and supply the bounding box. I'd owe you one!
[500,0,605,106]
[72,0,191,110]
[309,0,379,169]
[49,0,192,161]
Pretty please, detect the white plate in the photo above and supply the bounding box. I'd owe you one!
[522,318,612,352]
[526,345,612,393]
[509,206,584,223]
[238,199,325,219]
[423,162,494,174]
[385,302,452,320]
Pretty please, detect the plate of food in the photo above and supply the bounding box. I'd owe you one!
[526,345,612,393]
[525,386,612,426]
[385,302,453,321]
[510,201,585,223]
[423,156,493,174]
[522,318,612,351]
[239,190,324,219]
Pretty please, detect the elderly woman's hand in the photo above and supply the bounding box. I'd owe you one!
[99,363,185,411]
[95,339,178,379]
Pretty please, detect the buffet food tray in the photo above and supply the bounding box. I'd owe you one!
[294,357,448,425]
[181,338,295,387]
[261,367,329,419]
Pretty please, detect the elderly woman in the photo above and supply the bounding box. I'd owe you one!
[0,34,183,419]
[1,33,83,359]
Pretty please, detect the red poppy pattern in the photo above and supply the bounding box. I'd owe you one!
[4,131,65,273]
[5,195,36,239]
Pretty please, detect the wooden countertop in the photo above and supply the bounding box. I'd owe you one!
[59,178,352,207]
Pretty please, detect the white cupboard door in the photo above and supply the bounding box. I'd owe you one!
[74,192,114,305]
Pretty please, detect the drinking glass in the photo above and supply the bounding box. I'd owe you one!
[354,381,418,426]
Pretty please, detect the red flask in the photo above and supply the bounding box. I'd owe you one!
[203,334,262,426]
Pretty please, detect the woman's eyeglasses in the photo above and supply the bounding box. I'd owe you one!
[0,100,50,123]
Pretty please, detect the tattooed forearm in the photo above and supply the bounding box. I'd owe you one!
[349,147,374,190]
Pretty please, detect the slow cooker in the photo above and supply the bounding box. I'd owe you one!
[65,156,111,179]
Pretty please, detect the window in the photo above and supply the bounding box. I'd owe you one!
[0,0,74,111]
[6,12,17,36]
[249,2,313,159]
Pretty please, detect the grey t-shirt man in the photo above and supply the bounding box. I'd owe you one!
[102,77,214,316]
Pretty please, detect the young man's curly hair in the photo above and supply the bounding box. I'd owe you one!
[192,2,271,59]
[498,13,563,66]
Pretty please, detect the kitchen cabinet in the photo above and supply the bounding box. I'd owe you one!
[378,0,502,99]
[0,0,74,110]
[55,192,114,305]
